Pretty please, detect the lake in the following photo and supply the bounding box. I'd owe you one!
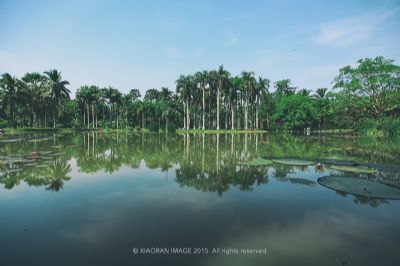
[1,132,400,266]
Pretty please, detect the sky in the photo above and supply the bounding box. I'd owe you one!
[1,0,400,97]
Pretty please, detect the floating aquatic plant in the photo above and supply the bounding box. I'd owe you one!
[321,159,359,166]
[272,159,314,166]
[318,176,400,199]
[238,158,273,166]
[329,165,376,174]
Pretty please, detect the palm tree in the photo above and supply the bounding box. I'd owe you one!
[110,89,122,128]
[228,77,241,130]
[0,73,19,127]
[76,85,91,128]
[315,88,327,99]
[256,77,270,129]
[216,65,230,130]
[207,70,218,128]
[43,69,70,128]
[162,104,179,132]
[123,89,141,128]
[160,87,172,101]
[176,75,192,129]
[22,72,45,127]
[195,71,208,130]
[102,87,114,125]
[240,71,256,130]
[315,88,328,129]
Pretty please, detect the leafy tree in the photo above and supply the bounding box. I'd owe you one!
[333,56,400,116]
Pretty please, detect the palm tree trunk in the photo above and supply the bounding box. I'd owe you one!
[87,104,90,129]
[126,109,128,129]
[245,96,248,130]
[256,97,259,130]
[110,104,113,126]
[53,101,56,129]
[231,102,235,130]
[202,84,205,130]
[183,101,186,129]
[217,85,220,130]
[92,104,95,129]
[186,98,190,130]
[117,109,119,129]
[96,107,98,129]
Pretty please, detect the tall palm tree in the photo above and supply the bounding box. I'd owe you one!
[43,69,70,128]
[176,75,192,129]
[228,76,241,130]
[0,73,19,127]
[315,88,327,99]
[110,89,122,128]
[76,85,92,128]
[256,77,270,130]
[195,71,208,130]
[88,85,100,128]
[22,72,45,127]
[207,70,218,128]
[123,89,141,128]
[216,65,230,130]
[160,87,172,101]
[241,71,256,130]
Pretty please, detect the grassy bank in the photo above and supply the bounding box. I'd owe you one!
[2,127,78,134]
[1,127,150,135]
[311,129,354,134]
[176,129,267,134]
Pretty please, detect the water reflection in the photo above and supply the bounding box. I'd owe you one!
[1,132,399,206]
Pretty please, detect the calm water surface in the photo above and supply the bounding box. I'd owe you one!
[1,132,400,266]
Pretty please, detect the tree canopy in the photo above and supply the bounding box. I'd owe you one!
[1,57,399,134]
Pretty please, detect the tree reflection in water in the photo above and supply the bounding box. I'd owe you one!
[0,132,399,208]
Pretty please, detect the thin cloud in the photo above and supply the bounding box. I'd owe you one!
[312,11,394,47]
[224,36,238,47]
[166,47,179,57]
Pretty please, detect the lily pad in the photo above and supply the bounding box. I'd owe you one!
[272,159,314,166]
[329,165,376,174]
[318,176,400,199]
[379,179,400,189]
[288,178,316,186]
[238,158,273,166]
[321,159,359,166]
[362,163,400,172]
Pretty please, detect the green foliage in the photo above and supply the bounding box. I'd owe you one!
[333,56,400,116]
[147,121,159,132]
[0,56,399,135]
[271,93,317,130]
[356,117,400,136]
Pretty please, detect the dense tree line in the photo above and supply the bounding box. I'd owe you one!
[1,56,399,133]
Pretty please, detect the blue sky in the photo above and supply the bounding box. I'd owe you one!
[1,0,399,97]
